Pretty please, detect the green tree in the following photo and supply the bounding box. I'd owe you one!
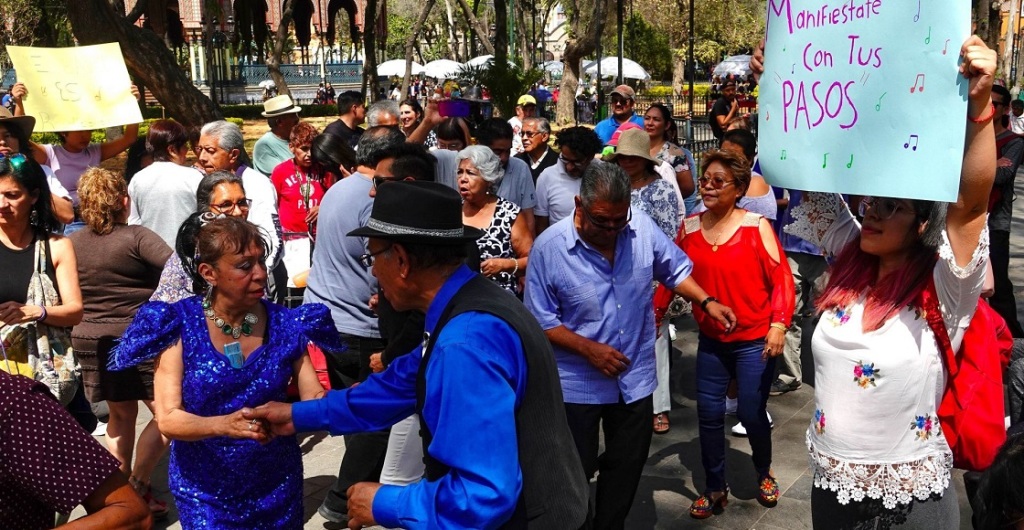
[601,14,673,81]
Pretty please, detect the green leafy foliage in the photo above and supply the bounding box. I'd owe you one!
[457,63,545,119]
[600,14,673,81]
[29,117,244,144]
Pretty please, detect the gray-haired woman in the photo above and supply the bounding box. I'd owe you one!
[150,171,251,303]
[457,145,533,295]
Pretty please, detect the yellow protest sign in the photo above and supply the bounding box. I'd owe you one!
[7,43,143,132]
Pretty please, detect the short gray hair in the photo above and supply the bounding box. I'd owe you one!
[366,100,400,127]
[201,120,244,153]
[523,117,551,135]
[456,145,504,185]
[580,160,630,207]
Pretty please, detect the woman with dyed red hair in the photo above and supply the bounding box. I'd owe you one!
[753,37,998,527]
[270,122,327,281]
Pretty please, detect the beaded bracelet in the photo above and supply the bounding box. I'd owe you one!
[967,103,996,124]
[511,258,519,276]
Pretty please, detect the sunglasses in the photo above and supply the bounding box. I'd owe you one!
[698,175,736,190]
[857,197,907,220]
[0,152,28,171]
[581,206,632,232]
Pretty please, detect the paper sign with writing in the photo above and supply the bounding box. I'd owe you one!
[7,43,142,132]
[757,0,970,202]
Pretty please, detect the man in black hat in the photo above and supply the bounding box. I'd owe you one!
[246,181,589,529]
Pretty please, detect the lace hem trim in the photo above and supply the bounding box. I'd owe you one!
[784,192,848,249]
[807,440,952,510]
[937,226,990,279]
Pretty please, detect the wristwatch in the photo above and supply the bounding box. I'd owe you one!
[700,296,718,312]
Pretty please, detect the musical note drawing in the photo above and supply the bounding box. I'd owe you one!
[780,150,787,160]
[846,155,854,169]
[925,27,931,45]
[875,92,887,111]
[774,72,783,85]
[904,135,920,151]
[942,39,950,55]
[792,64,796,74]
[822,153,829,168]
[766,110,770,121]
[910,74,925,93]
[914,0,921,22]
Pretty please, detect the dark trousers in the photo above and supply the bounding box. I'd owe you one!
[696,335,776,492]
[322,333,389,514]
[564,394,653,530]
[988,230,1024,338]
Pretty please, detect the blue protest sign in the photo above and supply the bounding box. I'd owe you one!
[757,0,971,202]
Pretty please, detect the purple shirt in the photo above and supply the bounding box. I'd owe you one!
[42,143,102,205]
[524,210,693,404]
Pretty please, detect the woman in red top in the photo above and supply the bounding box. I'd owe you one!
[270,122,327,280]
[679,149,794,518]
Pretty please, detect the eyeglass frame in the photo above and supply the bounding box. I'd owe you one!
[857,196,907,220]
[210,198,253,214]
[697,175,736,190]
[359,244,394,268]
[580,204,632,232]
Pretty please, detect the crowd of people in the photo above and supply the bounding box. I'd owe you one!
[3,35,1024,530]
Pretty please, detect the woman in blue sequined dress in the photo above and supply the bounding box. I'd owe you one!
[111,216,343,529]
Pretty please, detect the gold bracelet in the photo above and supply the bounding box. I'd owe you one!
[769,322,788,332]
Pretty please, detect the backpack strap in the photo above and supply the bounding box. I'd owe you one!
[918,278,959,378]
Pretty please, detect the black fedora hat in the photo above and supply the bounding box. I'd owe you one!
[348,181,484,245]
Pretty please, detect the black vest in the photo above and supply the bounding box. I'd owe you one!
[416,274,589,529]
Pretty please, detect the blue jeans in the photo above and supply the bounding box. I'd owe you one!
[696,334,776,492]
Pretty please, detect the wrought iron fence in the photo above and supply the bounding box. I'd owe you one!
[233,63,362,87]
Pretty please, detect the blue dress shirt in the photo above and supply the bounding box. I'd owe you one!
[292,266,527,529]
[524,210,693,405]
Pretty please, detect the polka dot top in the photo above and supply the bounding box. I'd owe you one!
[0,371,120,529]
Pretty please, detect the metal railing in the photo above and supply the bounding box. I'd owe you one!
[232,63,363,87]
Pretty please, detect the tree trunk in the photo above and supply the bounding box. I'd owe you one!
[266,0,295,97]
[514,0,533,69]
[402,0,437,98]
[556,0,611,126]
[456,0,495,55]
[443,0,460,61]
[493,0,509,67]
[363,0,379,100]
[64,0,220,127]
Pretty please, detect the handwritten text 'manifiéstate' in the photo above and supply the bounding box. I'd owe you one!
[769,0,883,36]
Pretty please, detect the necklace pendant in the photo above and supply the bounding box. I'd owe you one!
[241,322,253,336]
[712,244,718,252]
[221,324,234,336]
[231,327,242,339]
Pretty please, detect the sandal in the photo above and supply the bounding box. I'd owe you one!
[653,413,671,434]
[689,489,728,519]
[757,473,780,508]
[130,476,169,520]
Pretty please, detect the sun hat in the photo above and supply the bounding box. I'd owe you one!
[0,106,36,138]
[605,128,660,165]
[261,95,302,118]
[348,181,484,245]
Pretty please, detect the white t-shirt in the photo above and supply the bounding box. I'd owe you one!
[508,116,524,155]
[535,159,583,224]
[127,161,204,247]
[240,166,283,267]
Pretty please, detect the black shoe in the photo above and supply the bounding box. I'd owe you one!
[769,379,801,396]
[318,503,349,528]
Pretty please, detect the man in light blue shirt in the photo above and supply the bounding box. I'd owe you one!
[524,161,736,528]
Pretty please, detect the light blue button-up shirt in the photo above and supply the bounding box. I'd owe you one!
[525,210,693,404]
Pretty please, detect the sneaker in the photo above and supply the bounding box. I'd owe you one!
[91,420,107,437]
[731,411,773,436]
[769,379,801,396]
[725,397,738,416]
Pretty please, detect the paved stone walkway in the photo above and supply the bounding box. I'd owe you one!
[73,172,1024,528]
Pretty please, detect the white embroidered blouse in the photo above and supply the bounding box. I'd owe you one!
[785,193,988,509]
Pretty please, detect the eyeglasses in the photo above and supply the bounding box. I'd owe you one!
[581,206,631,232]
[359,244,393,268]
[210,198,252,213]
[857,197,906,220]
[0,153,27,171]
[698,175,736,189]
[372,175,398,191]
[560,155,589,169]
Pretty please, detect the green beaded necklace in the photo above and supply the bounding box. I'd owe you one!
[202,298,258,339]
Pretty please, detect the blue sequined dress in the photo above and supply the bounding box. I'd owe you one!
[110,296,344,529]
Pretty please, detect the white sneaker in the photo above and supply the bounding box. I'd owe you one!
[730,411,773,437]
[92,420,108,437]
[725,397,738,416]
